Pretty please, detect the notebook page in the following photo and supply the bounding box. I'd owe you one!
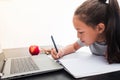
[58,52,120,78]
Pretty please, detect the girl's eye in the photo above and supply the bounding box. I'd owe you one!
[79,32,84,34]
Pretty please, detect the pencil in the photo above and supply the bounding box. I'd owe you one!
[51,35,58,53]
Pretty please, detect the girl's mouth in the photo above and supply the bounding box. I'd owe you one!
[81,41,86,45]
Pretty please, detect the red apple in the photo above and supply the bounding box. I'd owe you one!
[29,45,40,55]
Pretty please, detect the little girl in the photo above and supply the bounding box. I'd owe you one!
[51,0,120,64]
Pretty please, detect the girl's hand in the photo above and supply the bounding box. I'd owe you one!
[51,48,64,60]
[41,48,51,55]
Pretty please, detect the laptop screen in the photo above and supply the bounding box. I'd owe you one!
[0,53,5,73]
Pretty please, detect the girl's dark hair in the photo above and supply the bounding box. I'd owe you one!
[74,0,120,63]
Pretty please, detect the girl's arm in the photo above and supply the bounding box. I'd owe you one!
[51,41,81,59]
[62,41,81,55]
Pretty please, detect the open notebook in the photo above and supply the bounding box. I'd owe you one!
[58,51,120,78]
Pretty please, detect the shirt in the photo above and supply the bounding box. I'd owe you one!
[77,39,107,56]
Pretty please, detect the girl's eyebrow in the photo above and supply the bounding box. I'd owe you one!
[76,28,81,30]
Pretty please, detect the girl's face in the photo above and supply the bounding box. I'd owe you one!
[73,16,101,46]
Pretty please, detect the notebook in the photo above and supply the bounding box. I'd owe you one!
[58,51,120,78]
[0,52,63,79]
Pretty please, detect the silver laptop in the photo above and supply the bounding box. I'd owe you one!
[0,52,63,80]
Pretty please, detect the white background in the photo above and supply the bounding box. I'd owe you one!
[0,0,120,49]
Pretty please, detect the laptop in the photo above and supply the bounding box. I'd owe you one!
[0,52,63,80]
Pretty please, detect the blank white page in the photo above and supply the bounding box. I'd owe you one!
[59,52,120,78]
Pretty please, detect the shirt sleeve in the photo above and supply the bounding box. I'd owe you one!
[77,39,85,47]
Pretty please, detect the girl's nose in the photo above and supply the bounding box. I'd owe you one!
[77,32,81,38]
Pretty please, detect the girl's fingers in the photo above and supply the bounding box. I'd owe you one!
[41,48,51,54]
[45,49,51,54]
[40,48,60,59]
[51,48,59,59]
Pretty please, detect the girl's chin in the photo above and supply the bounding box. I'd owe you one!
[83,43,88,46]
[85,43,92,46]
[83,42,92,46]
[85,44,89,46]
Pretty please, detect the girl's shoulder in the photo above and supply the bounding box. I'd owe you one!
[94,41,106,45]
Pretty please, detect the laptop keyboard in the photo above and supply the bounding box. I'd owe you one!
[11,57,39,74]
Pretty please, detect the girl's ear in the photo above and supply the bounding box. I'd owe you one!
[96,23,105,33]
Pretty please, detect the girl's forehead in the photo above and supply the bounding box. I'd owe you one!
[73,16,89,30]
[73,16,96,31]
